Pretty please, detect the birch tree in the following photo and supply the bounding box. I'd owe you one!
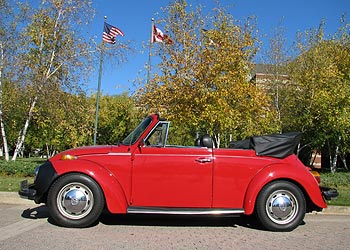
[11,0,95,160]
[0,0,24,160]
[263,20,290,132]
[0,41,9,161]
[0,0,9,160]
[0,31,8,160]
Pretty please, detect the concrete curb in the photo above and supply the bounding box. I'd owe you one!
[318,205,350,215]
[1,192,34,205]
[1,192,350,215]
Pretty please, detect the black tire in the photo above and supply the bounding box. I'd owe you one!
[255,181,306,232]
[47,173,105,228]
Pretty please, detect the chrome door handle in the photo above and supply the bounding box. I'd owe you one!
[196,158,212,163]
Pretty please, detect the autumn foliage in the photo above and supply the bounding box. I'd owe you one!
[137,1,279,147]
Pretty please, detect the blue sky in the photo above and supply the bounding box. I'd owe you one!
[85,0,350,96]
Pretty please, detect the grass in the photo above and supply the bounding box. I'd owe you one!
[325,187,349,206]
[320,171,350,206]
[0,158,349,206]
[0,157,44,191]
[0,176,34,192]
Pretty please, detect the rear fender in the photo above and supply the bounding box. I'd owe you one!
[243,161,326,215]
[52,159,128,213]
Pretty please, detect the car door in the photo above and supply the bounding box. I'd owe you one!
[131,128,213,208]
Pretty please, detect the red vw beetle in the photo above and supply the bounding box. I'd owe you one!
[19,114,337,231]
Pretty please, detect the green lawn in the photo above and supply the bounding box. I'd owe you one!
[324,187,350,206]
[320,171,350,206]
[0,157,42,191]
[0,176,34,192]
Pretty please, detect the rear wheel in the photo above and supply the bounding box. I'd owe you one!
[255,181,306,232]
[47,173,104,228]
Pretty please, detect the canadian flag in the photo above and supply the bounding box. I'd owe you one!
[152,25,173,44]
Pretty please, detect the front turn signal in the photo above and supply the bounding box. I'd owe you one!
[60,154,78,160]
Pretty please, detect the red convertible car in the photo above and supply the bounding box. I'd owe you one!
[19,114,337,231]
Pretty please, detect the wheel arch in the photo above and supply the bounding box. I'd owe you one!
[243,163,326,215]
[46,160,129,214]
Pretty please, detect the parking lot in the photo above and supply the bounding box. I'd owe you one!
[0,202,349,250]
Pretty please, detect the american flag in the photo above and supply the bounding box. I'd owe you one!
[103,22,124,44]
[152,25,173,44]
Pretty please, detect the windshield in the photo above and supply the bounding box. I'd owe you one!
[122,116,153,145]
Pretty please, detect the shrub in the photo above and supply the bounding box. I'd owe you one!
[320,171,350,188]
[0,158,46,177]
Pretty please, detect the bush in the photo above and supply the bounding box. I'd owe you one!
[320,171,350,188]
[0,158,46,177]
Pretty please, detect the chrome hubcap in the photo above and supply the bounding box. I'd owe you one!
[57,183,94,220]
[266,190,298,225]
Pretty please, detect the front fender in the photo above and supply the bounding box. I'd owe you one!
[51,159,129,213]
[33,161,58,204]
[243,157,326,215]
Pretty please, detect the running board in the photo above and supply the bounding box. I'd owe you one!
[127,206,244,215]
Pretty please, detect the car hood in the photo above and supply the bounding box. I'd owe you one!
[50,145,127,160]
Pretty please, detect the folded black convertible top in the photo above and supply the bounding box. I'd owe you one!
[229,132,302,158]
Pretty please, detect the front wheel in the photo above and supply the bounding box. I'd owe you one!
[255,181,306,232]
[47,173,105,228]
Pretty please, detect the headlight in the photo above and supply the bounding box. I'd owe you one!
[34,165,40,182]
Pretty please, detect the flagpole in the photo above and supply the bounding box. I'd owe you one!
[146,18,154,84]
[93,16,106,145]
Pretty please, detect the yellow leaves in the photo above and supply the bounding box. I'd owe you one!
[135,2,279,145]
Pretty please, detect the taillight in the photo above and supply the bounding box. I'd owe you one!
[310,170,321,184]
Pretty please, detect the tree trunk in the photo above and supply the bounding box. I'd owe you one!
[0,41,10,161]
[0,116,9,161]
[330,138,340,173]
[11,96,37,161]
[214,133,220,148]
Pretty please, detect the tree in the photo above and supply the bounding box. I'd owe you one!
[27,90,93,157]
[0,2,9,160]
[284,18,350,171]
[262,19,290,132]
[137,0,278,147]
[93,93,139,145]
[0,0,18,160]
[0,1,132,160]
[9,0,97,160]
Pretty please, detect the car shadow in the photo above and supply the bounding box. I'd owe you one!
[99,211,266,230]
[20,206,268,231]
[21,205,49,219]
